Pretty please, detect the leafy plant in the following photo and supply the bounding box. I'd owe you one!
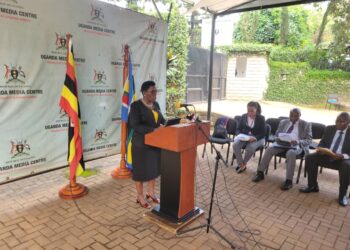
[165,2,189,117]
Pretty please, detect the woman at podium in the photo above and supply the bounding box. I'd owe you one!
[129,81,165,209]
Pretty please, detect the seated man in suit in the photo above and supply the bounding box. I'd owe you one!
[252,108,312,190]
[300,112,350,207]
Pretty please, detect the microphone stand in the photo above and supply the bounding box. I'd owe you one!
[177,119,237,249]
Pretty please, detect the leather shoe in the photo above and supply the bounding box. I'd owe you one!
[280,179,293,191]
[339,196,348,207]
[299,185,319,193]
[237,165,246,174]
[252,171,264,182]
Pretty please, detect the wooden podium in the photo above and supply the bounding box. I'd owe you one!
[144,121,210,228]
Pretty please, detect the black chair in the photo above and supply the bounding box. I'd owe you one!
[300,122,327,178]
[226,118,238,141]
[234,115,241,124]
[309,122,326,150]
[202,117,236,164]
[231,124,271,166]
[267,148,305,184]
[265,118,281,145]
[272,122,326,183]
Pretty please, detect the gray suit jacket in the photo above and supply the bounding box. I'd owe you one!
[276,119,312,154]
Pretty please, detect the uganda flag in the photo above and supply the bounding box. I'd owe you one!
[59,35,84,181]
[121,55,136,170]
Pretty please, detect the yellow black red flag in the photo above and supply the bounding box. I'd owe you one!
[59,35,84,181]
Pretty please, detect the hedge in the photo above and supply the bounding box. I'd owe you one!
[264,61,350,105]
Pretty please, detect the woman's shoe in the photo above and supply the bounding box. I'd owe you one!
[237,166,247,174]
[136,199,151,209]
[146,193,160,204]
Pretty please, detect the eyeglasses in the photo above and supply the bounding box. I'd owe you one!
[146,89,157,94]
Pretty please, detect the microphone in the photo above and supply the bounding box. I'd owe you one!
[175,102,194,109]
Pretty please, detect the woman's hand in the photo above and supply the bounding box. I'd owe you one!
[332,153,344,161]
[153,124,165,131]
[249,137,257,142]
[290,140,298,146]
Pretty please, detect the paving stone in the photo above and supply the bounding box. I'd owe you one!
[0,153,349,250]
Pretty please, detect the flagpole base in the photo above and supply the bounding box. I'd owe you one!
[58,182,88,200]
[111,167,132,179]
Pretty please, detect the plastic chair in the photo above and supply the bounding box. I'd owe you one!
[265,118,281,145]
[202,117,236,164]
[309,122,326,150]
[325,94,340,110]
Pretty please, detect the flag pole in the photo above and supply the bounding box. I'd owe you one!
[59,176,88,200]
[58,35,88,199]
[111,45,132,179]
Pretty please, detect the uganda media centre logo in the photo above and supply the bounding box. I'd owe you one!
[93,70,106,84]
[94,129,108,143]
[90,4,104,23]
[55,33,68,51]
[147,21,158,35]
[4,65,25,84]
[10,140,30,158]
[140,21,164,44]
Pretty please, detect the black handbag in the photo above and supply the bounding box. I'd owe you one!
[213,124,228,139]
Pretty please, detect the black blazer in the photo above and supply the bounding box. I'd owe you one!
[318,125,350,155]
[237,114,266,141]
[128,100,165,146]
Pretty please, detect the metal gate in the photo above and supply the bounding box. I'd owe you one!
[186,46,227,103]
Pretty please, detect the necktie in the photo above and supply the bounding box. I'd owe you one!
[332,131,344,153]
[286,123,295,133]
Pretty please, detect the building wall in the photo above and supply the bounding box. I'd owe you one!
[226,55,269,101]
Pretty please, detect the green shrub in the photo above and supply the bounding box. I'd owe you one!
[218,43,272,56]
[269,46,315,62]
[265,61,350,105]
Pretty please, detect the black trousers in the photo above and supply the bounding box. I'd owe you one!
[305,153,350,199]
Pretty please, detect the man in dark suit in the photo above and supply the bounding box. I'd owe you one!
[252,108,312,190]
[300,112,350,207]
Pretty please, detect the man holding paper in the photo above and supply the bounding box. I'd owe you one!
[252,108,312,190]
[300,112,350,206]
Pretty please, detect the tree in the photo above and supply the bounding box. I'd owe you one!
[165,1,189,116]
[188,11,202,47]
[233,6,310,48]
[327,0,350,70]
[233,11,260,43]
[315,1,335,47]
[280,7,289,46]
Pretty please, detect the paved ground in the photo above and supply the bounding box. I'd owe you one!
[1,146,350,249]
[1,101,349,249]
[194,100,341,125]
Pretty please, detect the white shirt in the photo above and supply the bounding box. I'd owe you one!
[247,116,255,128]
[284,120,299,141]
[330,127,349,159]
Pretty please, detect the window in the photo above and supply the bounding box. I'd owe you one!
[235,57,247,77]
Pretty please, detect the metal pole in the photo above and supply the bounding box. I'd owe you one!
[207,14,216,121]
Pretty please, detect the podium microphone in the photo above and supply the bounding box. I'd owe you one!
[175,102,193,112]
[175,102,194,108]
[175,102,198,121]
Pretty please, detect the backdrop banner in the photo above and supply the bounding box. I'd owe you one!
[0,0,168,183]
